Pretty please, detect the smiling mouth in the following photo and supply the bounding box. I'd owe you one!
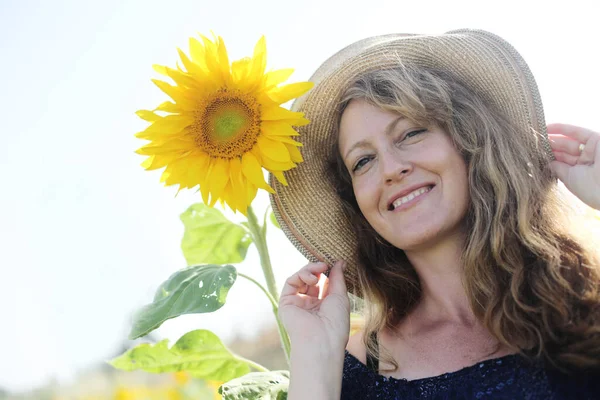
[388,185,434,211]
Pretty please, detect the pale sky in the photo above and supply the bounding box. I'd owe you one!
[1,0,599,393]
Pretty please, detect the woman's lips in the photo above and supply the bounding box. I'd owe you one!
[389,185,434,212]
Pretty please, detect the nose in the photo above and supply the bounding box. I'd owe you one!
[381,151,411,184]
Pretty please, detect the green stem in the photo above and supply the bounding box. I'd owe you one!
[246,206,278,299]
[238,273,278,310]
[234,354,269,372]
[246,205,292,365]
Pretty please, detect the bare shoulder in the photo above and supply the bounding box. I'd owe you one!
[345,328,367,364]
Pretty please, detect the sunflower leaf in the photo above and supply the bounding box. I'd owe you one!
[181,203,253,265]
[110,329,250,381]
[219,371,290,400]
[269,212,281,230]
[129,264,237,339]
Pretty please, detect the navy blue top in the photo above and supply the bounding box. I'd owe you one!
[341,350,600,399]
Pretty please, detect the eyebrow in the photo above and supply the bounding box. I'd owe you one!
[343,116,405,160]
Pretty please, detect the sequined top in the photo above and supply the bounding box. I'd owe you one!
[341,350,600,399]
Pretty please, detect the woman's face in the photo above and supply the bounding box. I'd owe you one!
[338,99,470,251]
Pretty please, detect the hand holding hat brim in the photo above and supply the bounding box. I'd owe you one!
[548,123,600,210]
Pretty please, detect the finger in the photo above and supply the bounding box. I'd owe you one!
[280,263,329,297]
[550,160,570,183]
[548,134,581,156]
[305,280,322,298]
[298,268,319,286]
[547,123,598,144]
[281,272,309,297]
[278,292,320,309]
[299,269,321,297]
[322,260,347,298]
[320,271,330,300]
[305,262,331,275]
[552,150,578,166]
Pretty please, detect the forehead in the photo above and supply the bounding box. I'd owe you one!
[338,100,403,149]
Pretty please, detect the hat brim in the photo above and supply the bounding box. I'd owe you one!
[270,29,552,297]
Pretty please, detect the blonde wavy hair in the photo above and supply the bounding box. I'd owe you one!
[328,64,600,373]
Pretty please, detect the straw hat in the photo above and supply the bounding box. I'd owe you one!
[269,29,553,296]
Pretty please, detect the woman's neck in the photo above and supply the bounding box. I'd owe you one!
[405,231,475,325]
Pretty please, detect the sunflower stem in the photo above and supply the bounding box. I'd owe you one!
[246,205,291,365]
[233,354,269,373]
[238,273,278,311]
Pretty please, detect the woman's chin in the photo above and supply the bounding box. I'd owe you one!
[389,224,461,253]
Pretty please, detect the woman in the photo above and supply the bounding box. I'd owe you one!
[272,30,600,399]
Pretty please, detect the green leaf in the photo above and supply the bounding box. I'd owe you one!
[219,371,289,400]
[181,203,253,265]
[110,329,250,381]
[129,264,237,339]
[269,211,281,230]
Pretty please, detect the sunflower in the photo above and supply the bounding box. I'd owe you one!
[135,34,313,214]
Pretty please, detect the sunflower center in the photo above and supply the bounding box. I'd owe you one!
[193,89,261,159]
[213,109,247,141]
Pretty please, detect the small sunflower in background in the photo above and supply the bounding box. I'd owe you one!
[135,34,313,214]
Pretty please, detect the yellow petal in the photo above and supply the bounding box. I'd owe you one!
[228,157,248,213]
[179,155,209,191]
[262,121,301,137]
[249,36,267,80]
[285,143,304,163]
[291,116,311,126]
[189,37,206,65]
[141,154,177,170]
[250,147,264,164]
[160,169,171,184]
[200,35,224,86]
[268,82,314,104]
[136,109,162,122]
[271,170,288,186]
[206,158,229,206]
[177,48,203,76]
[199,164,211,204]
[261,157,296,171]
[262,106,306,122]
[135,129,182,141]
[151,79,194,108]
[152,64,169,76]
[241,153,274,193]
[165,66,199,89]
[216,36,231,84]
[190,154,210,176]
[245,181,258,208]
[264,68,294,88]
[274,137,302,146]
[175,158,198,189]
[220,181,235,210]
[154,101,180,113]
[231,58,252,91]
[136,138,194,155]
[257,136,291,163]
[159,157,190,186]
[135,115,193,139]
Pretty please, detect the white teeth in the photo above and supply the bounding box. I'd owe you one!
[392,186,431,209]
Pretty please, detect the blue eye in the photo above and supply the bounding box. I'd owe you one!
[352,156,372,172]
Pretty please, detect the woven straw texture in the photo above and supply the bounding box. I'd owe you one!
[270,29,552,297]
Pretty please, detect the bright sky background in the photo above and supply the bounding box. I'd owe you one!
[1,0,599,393]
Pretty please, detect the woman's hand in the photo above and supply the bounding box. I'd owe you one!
[280,262,350,400]
[279,261,350,352]
[548,123,600,210]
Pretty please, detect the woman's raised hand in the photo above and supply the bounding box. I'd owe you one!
[279,261,350,351]
[548,123,600,210]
